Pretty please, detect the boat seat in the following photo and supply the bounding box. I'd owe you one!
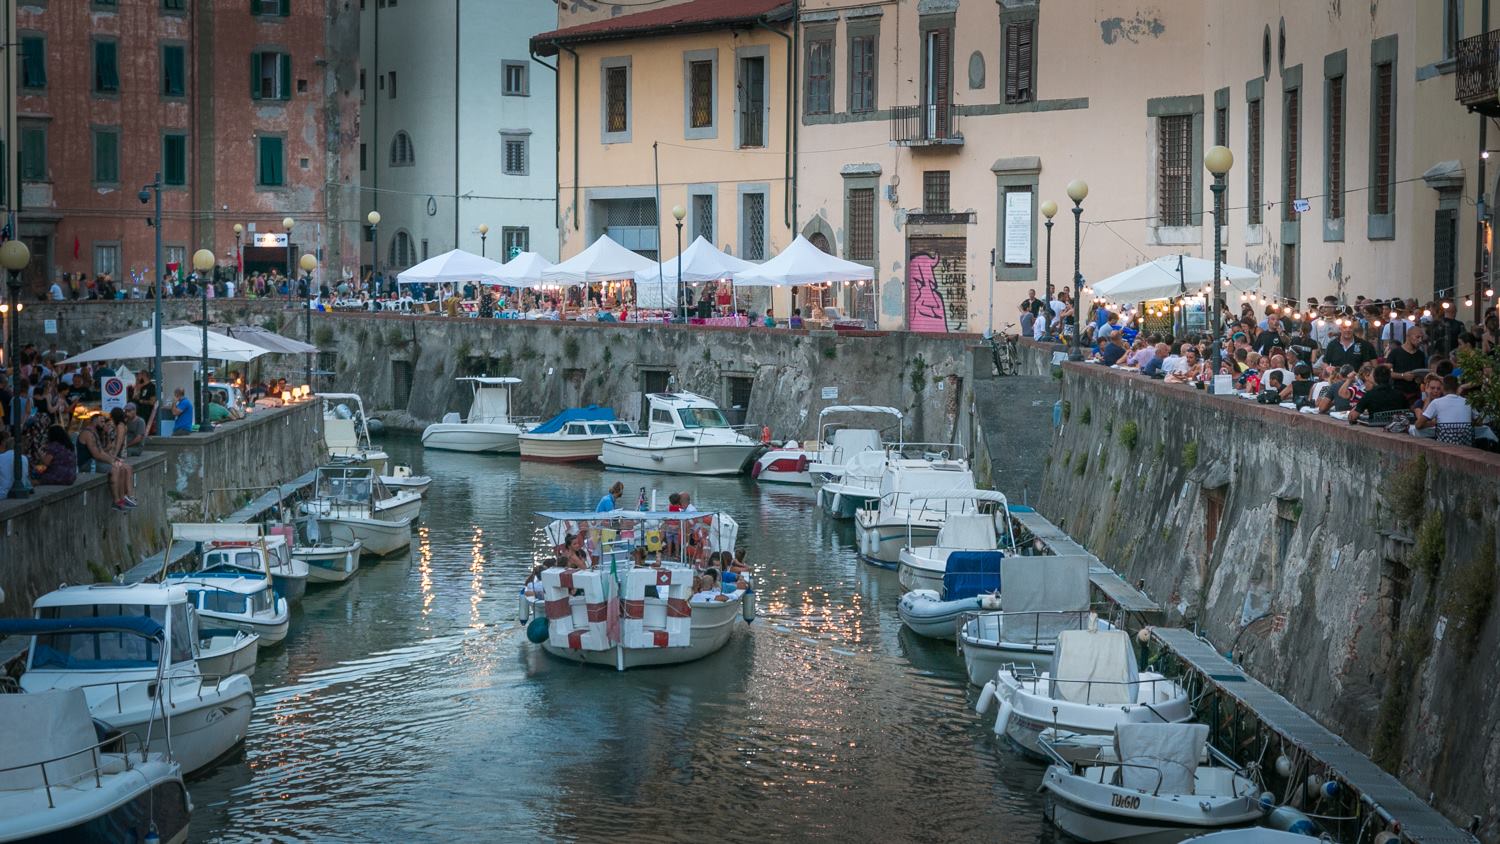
[942,551,1003,600]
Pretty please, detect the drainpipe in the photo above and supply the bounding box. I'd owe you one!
[530,52,558,232]
[756,13,797,233]
[1477,0,1492,324]
[558,43,581,231]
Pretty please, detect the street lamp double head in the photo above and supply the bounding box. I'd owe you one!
[300,252,318,389]
[671,205,686,320]
[1204,144,1234,383]
[193,248,217,432]
[1065,179,1088,361]
[2,239,32,498]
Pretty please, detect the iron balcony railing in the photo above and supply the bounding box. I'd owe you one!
[890,103,963,146]
[1456,29,1500,114]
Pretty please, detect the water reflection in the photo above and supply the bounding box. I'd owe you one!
[186,437,1051,842]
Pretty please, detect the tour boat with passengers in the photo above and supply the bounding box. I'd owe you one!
[0,688,192,843]
[519,406,635,463]
[299,466,414,556]
[958,555,1113,683]
[3,583,256,775]
[322,392,390,475]
[600,392,763,476]
[519,508,752,671]
[753,404,903,485]
[421,376,534,453]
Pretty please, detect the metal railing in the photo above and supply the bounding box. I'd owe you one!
[958,609,1109,652]
[885,441,968,462]
[1456,30,1500,109]
[0,732,146,808]
[1008,663,1182,706]
[636,423,762,450]
[890,102,963,144]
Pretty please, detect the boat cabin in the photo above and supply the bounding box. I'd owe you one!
[23,583,194,673]
[168,572,277,618]
[643,392,731,433]
[447,376,521,425]
[321,392,377,459]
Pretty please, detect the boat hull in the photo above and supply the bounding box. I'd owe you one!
[816,485,877,520]
[896,550,947,593]
[420,424,520,453]
[270,570,307,605]
[855,520,940,566]
[1042,767,1263,844]
[197,631,259,679]
[380,475,431,496]
[374,494,423,523]
[752,450,813,485]
[531,596,745,670]
[316,515,413,557]
[0,765,191,844]
[896,590,983,640]
[198,608,289,646]
[519,434,607,463]
[297,543,363,583]
[992,672,1193,759]
[600,440,759,476]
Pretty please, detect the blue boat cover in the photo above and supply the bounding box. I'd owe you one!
[942,551,1004,600]
[528,405,616,435]
[0,615,164,640]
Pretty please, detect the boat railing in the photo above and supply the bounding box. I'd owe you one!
[886,441,968,462]
[956,609,1104,653]
[0,731,148,807]
[1008,663,1180,707]
[638,423,760,450]
[52,668,238,713]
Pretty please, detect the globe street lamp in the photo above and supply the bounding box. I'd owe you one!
[1040,199,1058,336]
[300,252,318,388]
[1065,180,1088,361]
[478,223,489,258]
[1204,145,1234,384]
[193,248,217,432]
[232,224,244,291]
[671,204,686,320]
[2,239,32,498]
[282,216,295,305]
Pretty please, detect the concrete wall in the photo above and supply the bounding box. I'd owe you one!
[1039,362,1500,837]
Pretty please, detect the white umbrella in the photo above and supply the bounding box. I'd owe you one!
[635,236,756,309]
[541,234,658,285]
[1090,255,1260,303]
[63,325,270,364]
[217,325,318,354]
[732,235,875,287]
[395,248,507,287]
[491,251,555,289]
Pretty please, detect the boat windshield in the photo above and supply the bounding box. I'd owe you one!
[678,407,728,429]
[588,424,614,435]
[196,590,249,615]
[31,603,191,669]
[252,588,275,614]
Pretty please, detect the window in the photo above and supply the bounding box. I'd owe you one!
[849,31,876,113]
[1003,17,1034,104]
[257,135,285,186]
[1283,86,1299,222]
[923,171,950,213]
[252,0,290,16]
[502,226,529,259]
[163,134,187,186]
[20,125,46,181]
[806,36,832,116]
[1444,0,1462,60]
[20,36,45,90]
[162,0,186,10]
[360,143,367,171]
[94,40,119,93]
[359,69,366,103]
[1326,73,1345,222]
[93,129,119,184]
[741,192,766,260]
[689,60,714,127]
[251,52,291,100]
[421,238,429,261]
[1434,208,1458,297]
[1371,61,1393,216]
[165,246,186,274]
[390,231,414,267]
[96,243,121,277]
[1156,114,1192,227]
[390,131,414,166]
[387,70,397,99]
[162,44,186,97]
[502,61,528,96]
[603,60,630,139]
[502,134,528,175]
[595,197,658,259]
[692,193,714,243]
[923,27,953,137]
[1247,97,1263,225]
[738,54,767,148]
[847,187,875,262]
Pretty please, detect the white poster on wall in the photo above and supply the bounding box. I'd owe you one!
[1004,191,1032,265]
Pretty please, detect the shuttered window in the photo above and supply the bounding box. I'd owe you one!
[257,136,284,187]
[163,134,187,186]
[923,171,950,213]
[928,28,952,137]
[162,45,186,97]
[251,52,291,100]
[20,36,45,89]
[806,39,832,116]
[847,187,875,262]
[689,60,714,127]
[1247,98,1263,225]
[1433,209,1458,297]
[605,65,628,133]
[1372,62,1393,215]
[1156,114,1192,227]
[1327,75,1344,220]
[739,56,766,147]
[1283,87,1299,223]
[94,40,119,93]
[693,194,713,242]
[1004,19,1034,104]
[93,129,119,184]
[849,34,875,113]
[20,125,46,181]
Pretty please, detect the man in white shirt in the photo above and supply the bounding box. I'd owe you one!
[1032,309,1049,340]
[1414,375,1473,444]
[48,278,66,300]
[0,431,28,494]
[1161,344,1189,375]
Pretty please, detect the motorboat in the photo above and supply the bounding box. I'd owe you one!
[754,404,903,485]
[293,519,363,585]
[421,376,532,453]
[520,406,634,463]
[299,466,413,556]
[853,456,996,566]
[195,626,259,680]
[896,548,1003,639]
[174,523,308,605]
[978,628,1192,759]
[600,392,763,476]
[814,449,887,519]
[1040,723,1264,843]
[5,583,256,775]
[380,464,432,496]
[897,512,1005,592]
[0,689,191,843]
[372,482,424,524]
[520,509,751,670]
[959,555,1108,683]
[322,392,390,474]
[166,571,291,646]
[1186,828,1321,841]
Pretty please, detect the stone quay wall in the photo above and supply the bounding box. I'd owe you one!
[1038,361,1500,837]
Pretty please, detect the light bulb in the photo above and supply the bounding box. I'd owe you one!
[1487,289,1495,297]
[1441,301,1451,310]
[1465,298,1474,307]
[1422,309,1431,318]
[1389,311,1397,320]
[1373,320,1382,328]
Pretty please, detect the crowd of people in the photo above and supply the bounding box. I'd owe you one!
[1015,287,1500,450]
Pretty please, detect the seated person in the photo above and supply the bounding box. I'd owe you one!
[523,564,548,598]
[789,308,804,329]
[1348,365,1409,424]
[1414,375,1473,445]
[1266,370,1288,401]
[207,391,242,423]
[692,568,731,602]
[558,533,592,569]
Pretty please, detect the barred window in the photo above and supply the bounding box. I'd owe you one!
[1247,98,1263,225]
[605,65,628,134]
[693,194,713,242]
[502,227,529,259]
[689,60,713,127]
[807,39,832,116]
[502,135,528,175]
[849,35,875,113]
[389,131,414,166]
[1327,75,1344,220]
[847,187,875,262]
[923,171,950,213]
[742,193,766,260]
[1156,114,1193,227]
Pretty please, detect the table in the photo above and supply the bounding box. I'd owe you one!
[689,315,749,327]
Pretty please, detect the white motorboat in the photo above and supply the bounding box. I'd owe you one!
[959,554,1106,682]
[814,449,888,519]
[175,523,308,605]
[7,583,256,775]
[322,392,390,474]
[300,466,414,556]
[167,571,291,646]
[520,407,634,463]
[422,376,532,453]
[1188,829,1321,841]
[195,627,259,679]
[754,404,903,485]
[978,628,1192,759]
[897,512,1004,592]
[853,456,994,566]
[0,689,192,844]
[520,509,751,670]
[1040,723,1264,843]
[293,524,364,584]
[380,464,431,496]
[601,392,762,476]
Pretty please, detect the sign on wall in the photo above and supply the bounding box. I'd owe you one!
[253,233,289,248]
[101,376,127,412]
[1003,191,1033,265]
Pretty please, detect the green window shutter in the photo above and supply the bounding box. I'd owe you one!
[94,131,118,183]
[250,51,261,99]
[259,137,284,186]
[163,46,184,97]
[163,135,186,186]
[20,128,45,181]
[21,38,45,89]
[279,54,292,99]
[279,0,290,16]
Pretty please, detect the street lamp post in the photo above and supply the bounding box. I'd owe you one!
[232,224,244,292]
[1041,199,1057,337]
[282,216,295,305]
[366,211,381,295]
[1205,145,1235,384]
[138,175,164,401]
[478,223,489,258]
[193,248,217,432]
[671,204,685,321]
[300,252,318,388]
[1065,180,1089,361]
[2,239,32,498]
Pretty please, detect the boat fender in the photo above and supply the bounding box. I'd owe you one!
[742,589,756,622]
[1258,792,1276,812]
[751,461,763,478]
[1266,806,1319,836]
[517,591,529,621]
[1320,780,1340,800]
[144,830,160,844]
[526,617,550,644]
[976,681,996,715]
[993,698,1013,738]
[796,454,810,473]
[979,593,1002,611]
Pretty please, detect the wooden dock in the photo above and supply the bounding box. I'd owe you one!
[1009,508,1160,617]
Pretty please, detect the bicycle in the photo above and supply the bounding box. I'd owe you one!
[989,323,1019,376]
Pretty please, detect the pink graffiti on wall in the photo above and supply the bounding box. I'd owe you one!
[907,251,949,332]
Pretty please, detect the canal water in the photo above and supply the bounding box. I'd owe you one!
[188,436,1055,842]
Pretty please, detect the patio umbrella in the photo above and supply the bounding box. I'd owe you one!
[1090,255,1260,304]
[62,325,270,364]
[217,325,318,354]
[634,236,756,309]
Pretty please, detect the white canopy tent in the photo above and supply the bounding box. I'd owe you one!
[1090,255,1260,304]
[732,235,875,287]
[63,325,270,364]
[540,234,658,286]
[491,251,555,289]
[395,248,507,287]
[634,236,757,309]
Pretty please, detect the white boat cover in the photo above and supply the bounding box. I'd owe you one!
[820,404,902,419]
[936,514,998,550]
[1002,555,1090,613]
[1113,722,1209,794]
[1049,628,1139,705]
[0,689,98,789]
[828,428,881,457]
[842,450,887,482]
[172,522,261,542]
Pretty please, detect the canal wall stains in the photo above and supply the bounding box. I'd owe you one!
[1036,361,1500,838]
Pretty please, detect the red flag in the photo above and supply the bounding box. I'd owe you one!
[72,235,79,260]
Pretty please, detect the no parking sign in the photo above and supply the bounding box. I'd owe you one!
[101,376,127,412]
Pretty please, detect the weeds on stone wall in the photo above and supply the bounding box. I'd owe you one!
[1182,441,1199,469]
[1075,454,1088,476]
[455,339,472,361]
[1386,456,1428,528]
[1412,511,1445,579]
[86,561,111,583]
[1062,400,1072,421]
[823,345,837,359]
[909,356,928,393]
[602,346,613,367]
[1119,420,1139,451]
[1080,406,1092,425]
[563,334,582,361]
[1061,451,1071,469]
[1103,417,1113,435]
[1372,621,1433,772]
[355,328,369,345]
[315,326,335,346]
[1441,528,1497,662]
[263,316,281,332]
[385,328,408,348]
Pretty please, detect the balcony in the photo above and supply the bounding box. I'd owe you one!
[1456,29,1500,116]
[890,103,963,147]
